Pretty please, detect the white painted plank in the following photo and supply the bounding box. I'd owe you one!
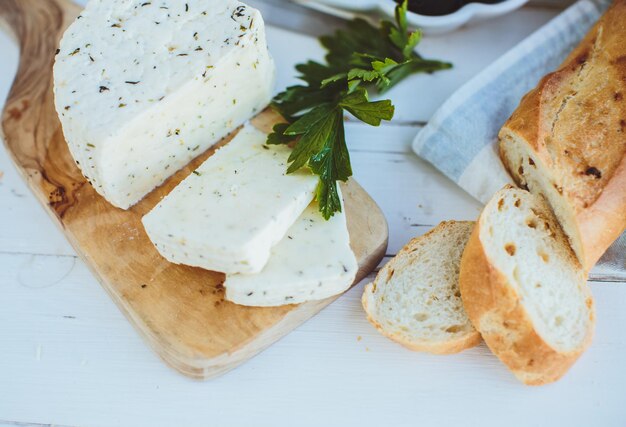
[0,28,75,257]
[0,30,68,258]
[0,148,75,257]
[347,125,482,254]
[0,251,624,427]
[0,30,17,108]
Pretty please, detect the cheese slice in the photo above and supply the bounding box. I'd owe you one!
[225,194,358,307]
[54,0,275,209]
[142,125,317,274]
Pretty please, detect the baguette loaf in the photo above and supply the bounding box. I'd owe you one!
[362,221,481,355]
[460,187,595,385]
[499,0,626,271]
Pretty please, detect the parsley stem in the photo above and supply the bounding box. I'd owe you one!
[268,0,452,219]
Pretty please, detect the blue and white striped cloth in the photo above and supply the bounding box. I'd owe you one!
[413,0,625,280]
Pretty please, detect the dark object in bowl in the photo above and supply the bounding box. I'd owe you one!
[396,0,503,16]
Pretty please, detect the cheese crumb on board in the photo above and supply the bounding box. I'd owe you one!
[224,193,358,307]
[53,0,275,209]
[142,125,317,275]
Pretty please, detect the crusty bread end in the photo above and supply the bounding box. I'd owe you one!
[498,0,626,270]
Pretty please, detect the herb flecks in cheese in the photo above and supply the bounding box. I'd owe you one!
[224,192,358,307]
[142,125,317,275]
[54,0,275,209]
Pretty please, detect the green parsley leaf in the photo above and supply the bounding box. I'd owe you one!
[269,0,451,219]
[266,123,296,145]
[308,110,350,218]
[389,0,410,52]
[285,104,339,173]
[339,89,394,126]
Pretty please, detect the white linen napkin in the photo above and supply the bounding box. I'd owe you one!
[412,0,625,281]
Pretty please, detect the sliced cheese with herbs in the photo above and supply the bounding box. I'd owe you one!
[54,0,275,209]
[142,125,317,274]
[225,194,358,307]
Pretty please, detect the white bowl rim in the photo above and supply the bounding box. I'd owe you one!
[311,0,529,25]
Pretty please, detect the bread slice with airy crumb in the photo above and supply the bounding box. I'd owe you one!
[362,221,481,355]
[460,186,595,385]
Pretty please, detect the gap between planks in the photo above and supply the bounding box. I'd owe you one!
[0,420,76,427]
[0,250,621,284]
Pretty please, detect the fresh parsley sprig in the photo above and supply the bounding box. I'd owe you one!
[268,0,452,219]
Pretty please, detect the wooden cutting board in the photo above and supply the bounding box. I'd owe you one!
[0,0,388,379]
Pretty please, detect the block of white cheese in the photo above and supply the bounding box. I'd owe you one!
[53,0,275,209]
[225,194,358,307]
[142,125,317,274]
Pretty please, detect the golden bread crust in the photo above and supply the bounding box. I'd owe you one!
[362,283,482,355]
[459,219,595,385]
[499,0,626,269]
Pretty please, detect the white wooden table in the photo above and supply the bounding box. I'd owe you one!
[1,2,624,426]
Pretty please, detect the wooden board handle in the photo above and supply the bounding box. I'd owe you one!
[0,0,79,44]
[0,0,80,101]
[0,0,83,218]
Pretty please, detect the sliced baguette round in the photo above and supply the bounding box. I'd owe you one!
[460,186,595,385]
[362,221,481,355]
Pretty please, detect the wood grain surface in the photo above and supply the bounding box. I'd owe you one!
[0,0,388,379]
